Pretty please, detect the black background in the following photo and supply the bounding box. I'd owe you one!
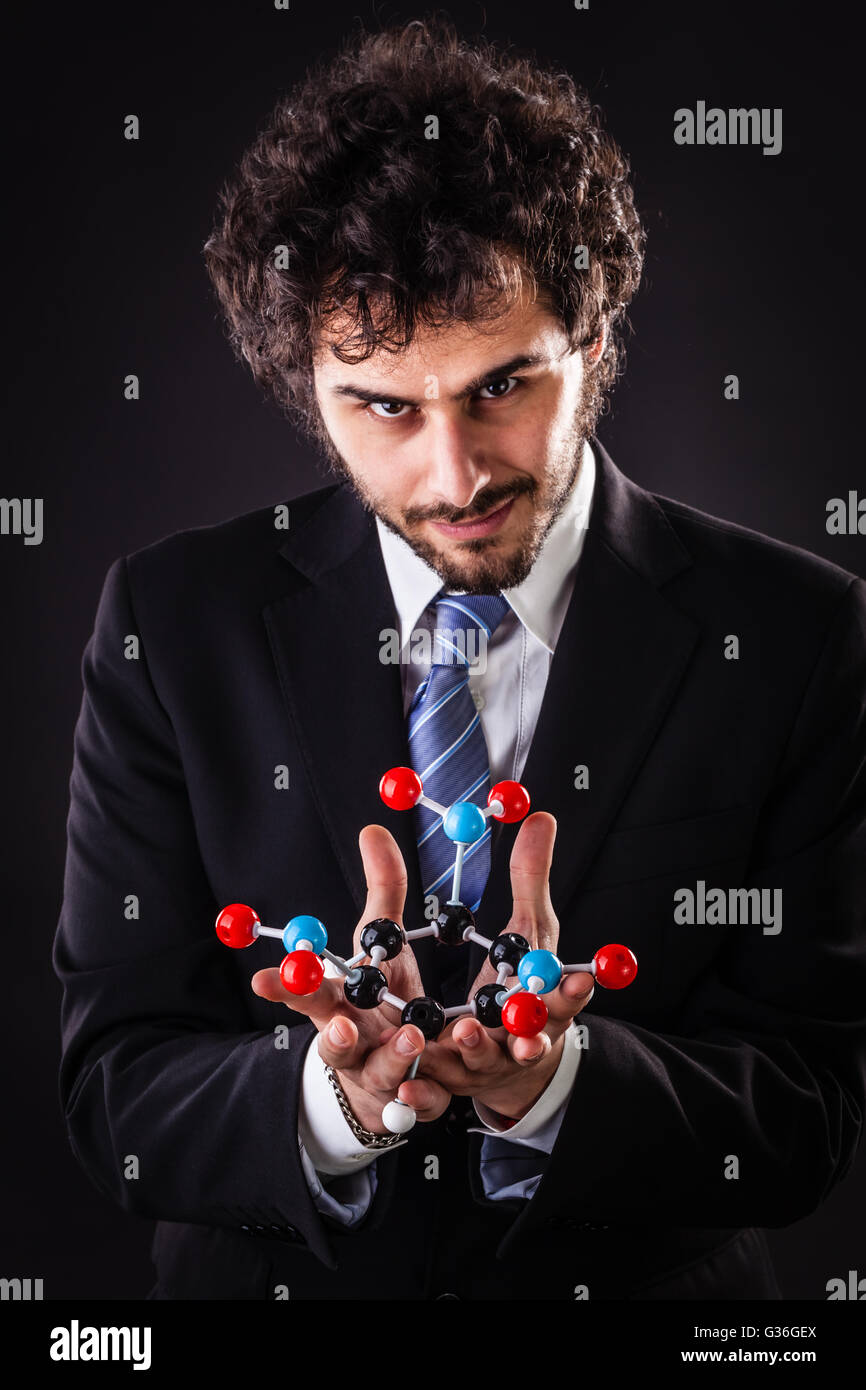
[2,0,863,1300]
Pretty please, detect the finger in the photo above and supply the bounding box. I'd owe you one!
[315,1013,370,1072]
[543,969,595,1028]
[508,812,558,947]
[416,1036,508,1093]
[251,967,343,1027]
[354,824,409,951]
[395,1076,451,1123]
[450,1016,510,1074]
[361,1023,428,1093]
[507,1029,553,1066]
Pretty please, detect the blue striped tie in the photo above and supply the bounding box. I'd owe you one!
[408,591,511,914]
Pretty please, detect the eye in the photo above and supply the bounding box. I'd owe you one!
[367,399,411,419]
[478,376,521,400]
[365,376,523,421]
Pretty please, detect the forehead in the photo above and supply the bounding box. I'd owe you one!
[311,289,568,387]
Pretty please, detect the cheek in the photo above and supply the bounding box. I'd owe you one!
[321,410,385,475]
[319,405,361,451]
[535,388,583,456]
[337,431,414,508]
[494,402,560,462]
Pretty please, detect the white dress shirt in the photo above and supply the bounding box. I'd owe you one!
[297,440,597,1217]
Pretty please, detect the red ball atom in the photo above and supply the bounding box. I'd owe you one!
[280,950,325,996]
[594,943,638,989]
[379,766,424,810]
[215,903,260,949]
[502,991,549,1037]
[488,780,531,823]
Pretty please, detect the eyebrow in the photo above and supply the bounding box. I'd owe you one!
[328,352,551,407]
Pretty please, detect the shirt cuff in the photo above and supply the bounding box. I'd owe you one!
[298,1140,377,1226]
[467,1020,582,1150]
[297,1030,408,1176]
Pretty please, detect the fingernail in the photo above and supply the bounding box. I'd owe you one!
[329,1020,349,1046]
[460,1029,480,1048]
[396,1031,417,1055]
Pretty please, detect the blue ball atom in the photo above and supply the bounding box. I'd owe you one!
[283,915,328,954]
[442,800,488,845]
[517,948,563,994]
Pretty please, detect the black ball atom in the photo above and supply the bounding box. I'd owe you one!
[344,965,387,1010]
[474,982,505,1029]
[435,902,476,947]
[401,995,447,1041]
[360,917,405,960]
[488,931,530,972]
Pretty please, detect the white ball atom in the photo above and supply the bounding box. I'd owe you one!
[382,1100,417,1134]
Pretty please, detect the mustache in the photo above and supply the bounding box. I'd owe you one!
[407,481,534,526]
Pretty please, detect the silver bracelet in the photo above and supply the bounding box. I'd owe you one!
[324,1065,406,1149]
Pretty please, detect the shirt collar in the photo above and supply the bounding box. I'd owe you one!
[375,438,596,657]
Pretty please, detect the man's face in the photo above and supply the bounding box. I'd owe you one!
[309,291,604,594]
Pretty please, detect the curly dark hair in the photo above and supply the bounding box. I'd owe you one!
[203,12,646,445]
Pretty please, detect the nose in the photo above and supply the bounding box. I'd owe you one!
[422,415,491,512]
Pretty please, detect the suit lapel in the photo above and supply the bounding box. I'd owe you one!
[262,486,438,975]
[263,440,699,991]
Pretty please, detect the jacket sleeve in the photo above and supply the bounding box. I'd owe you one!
[53,556,348,1267]
[505,576,866,1236]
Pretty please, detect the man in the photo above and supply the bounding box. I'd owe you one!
[54,17,866,1299]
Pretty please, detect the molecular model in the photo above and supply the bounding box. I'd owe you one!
[215,768,637,1134]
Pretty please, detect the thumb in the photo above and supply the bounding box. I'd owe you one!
[508,812,558,941]
[354,824,409,950]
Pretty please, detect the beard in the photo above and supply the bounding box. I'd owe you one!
[302,362,602,596]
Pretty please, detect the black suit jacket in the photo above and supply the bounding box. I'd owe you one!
[53,439,866,1300]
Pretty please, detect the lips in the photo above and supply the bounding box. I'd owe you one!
[429,496,516,539]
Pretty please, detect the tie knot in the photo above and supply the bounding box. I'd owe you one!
[430,591,510,668]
